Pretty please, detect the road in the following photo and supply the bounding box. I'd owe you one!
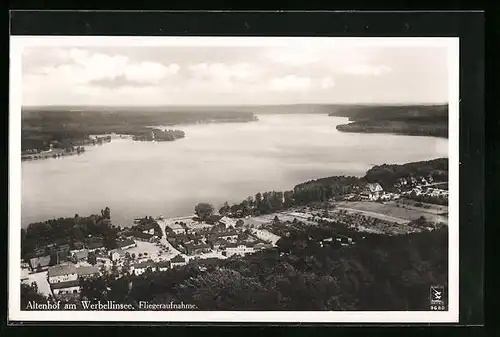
[25,271,52,297]
[157,219,185,260]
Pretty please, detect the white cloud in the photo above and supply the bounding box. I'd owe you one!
[125,62,179,84]
[189,62,261,82]
[29,48,179,86]
[269,75,312,91]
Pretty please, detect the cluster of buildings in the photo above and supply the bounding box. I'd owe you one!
[47,262,100,297]
[357,183,400,202]
[164,215,274,259]
[23,213,280,300]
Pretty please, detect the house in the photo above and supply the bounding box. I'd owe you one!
[117,238,136,250]
[51,280,80,297]
[47,263,78,284]
[205,214,223,225]
[117,229,134,239]
[212,231,239,243]
[155,260,170,272]
[166,223,185,235]
[253,242,274,251]
[335,234,355,246]
[29,255,51,272]
[76,265,100,279]
[72,241,85,251]
[135,221,157,235]
[131,231,155,242]
[170,255,187,268]
[210,238,229,250]
[86,238,105,252]
[57,244,71,253]
[361,183,384,201]
[184,242,211,256]
[224,243,255,257]
[132,260,156,276]
[219,216,237,228]
[109,249,127,262]
[73,249,89,262]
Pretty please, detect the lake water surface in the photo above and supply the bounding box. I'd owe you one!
[21,114,448,228]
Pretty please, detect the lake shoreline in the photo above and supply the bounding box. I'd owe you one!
[21,114,448,228]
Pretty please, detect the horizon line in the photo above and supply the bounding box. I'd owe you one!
[22,102,449,108]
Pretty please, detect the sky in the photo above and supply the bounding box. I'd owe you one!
[20,42,450,106]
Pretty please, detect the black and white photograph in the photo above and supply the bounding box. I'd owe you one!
[9,36,459,323]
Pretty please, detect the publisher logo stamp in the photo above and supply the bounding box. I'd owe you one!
[429,285,447,311]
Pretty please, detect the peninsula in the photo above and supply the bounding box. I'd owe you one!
[329,104,448,138]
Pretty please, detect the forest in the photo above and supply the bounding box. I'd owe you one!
[21,107,256,151]
[23,223,448,311]
[21,208,120,262]
[329,104,448,138]
[364,158,448,190]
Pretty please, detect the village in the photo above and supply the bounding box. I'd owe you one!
[21,173,448,300]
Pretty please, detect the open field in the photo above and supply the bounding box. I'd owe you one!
[395,199,448,215]
[125,241,177,262]
[334,201,448,225]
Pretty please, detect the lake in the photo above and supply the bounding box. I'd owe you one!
[20,114,448,228]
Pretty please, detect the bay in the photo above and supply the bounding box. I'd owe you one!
[21,114,448,228]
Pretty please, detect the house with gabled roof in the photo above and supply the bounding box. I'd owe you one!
[361,183,384,201]
[170,255,187,268]
[29,255,51,272]
[132,260,156,276]
[48,262,78,284]
[73,249,89,262]
[155,260,171,272]
[76,265,100,279]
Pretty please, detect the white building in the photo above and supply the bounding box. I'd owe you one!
[51,280,80,297]
[132,260,156,276]
[219,216,237,228]
[47,263,78,284]
[109,249,127,262]
[225,244,255,257]
[170,255,187,268]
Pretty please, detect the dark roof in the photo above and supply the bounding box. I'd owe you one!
[132,232,154,240]
[118,239,136,248]
[48,263,77,277]
[205,214,223,223]
[72,242,84,249]
[50,280,80,290]
[134,260,156,269]
[170,255,186,263]
[185,242,210,250]
[29,255,51,268]
[136,221,157,231]
[156,260,171,268]
[76,266,99,276]
[74,250,88,259]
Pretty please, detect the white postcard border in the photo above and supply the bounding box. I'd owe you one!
[9,36,460,323]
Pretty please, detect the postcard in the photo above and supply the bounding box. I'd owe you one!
[9,35,459,323]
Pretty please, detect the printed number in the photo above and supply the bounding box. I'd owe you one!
[430,305,446,311]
